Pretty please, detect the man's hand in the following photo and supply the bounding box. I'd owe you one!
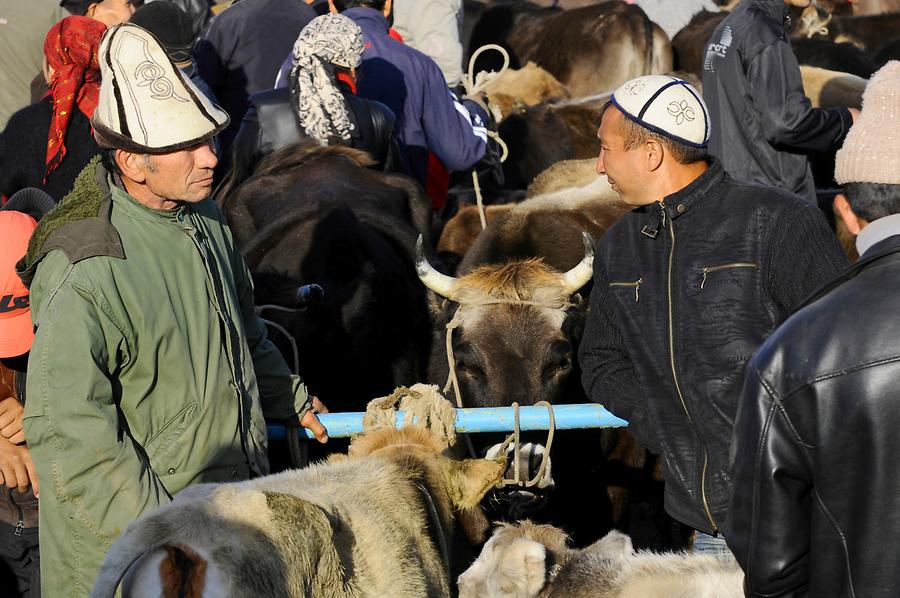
[849,107,860,123]
[0,397,25,445]
[300,396,329,444]
[0,434,38,496]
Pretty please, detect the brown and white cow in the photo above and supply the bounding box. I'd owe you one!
[469,2,672,97]
[90,426,507,598]
[459,521,744,598]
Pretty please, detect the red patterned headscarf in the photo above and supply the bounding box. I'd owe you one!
[43,16,106,183]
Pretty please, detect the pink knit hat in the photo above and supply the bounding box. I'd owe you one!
[835,61,900,185]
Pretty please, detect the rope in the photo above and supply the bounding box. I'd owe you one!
[256,308,301,375]
[800,2,831,38]
[256,304,305,467]
[443,297,568,465]
[464,44,510,98]
[494,402,556,489]
[463,45,512,231]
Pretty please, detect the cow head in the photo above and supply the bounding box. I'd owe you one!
[418,233,593,411]
[417,234,593,515]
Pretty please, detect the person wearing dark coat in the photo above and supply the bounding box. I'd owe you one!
[701,0,858,203]
[578,75,848,559]
[193,0,316,154]
[0,16,105,203]
[228,13,404,189]
[275,0,489,200]
[727,61,900,598]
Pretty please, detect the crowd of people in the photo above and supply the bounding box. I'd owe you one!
[0,0,897,596]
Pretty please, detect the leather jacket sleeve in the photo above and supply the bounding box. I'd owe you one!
[579,254,657,452]
[747,41,853,155]
[727,364,812,598]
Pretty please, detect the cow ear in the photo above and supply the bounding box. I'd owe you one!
[496,539,547,598]
[445,457,507,510]
[589,530,633,561]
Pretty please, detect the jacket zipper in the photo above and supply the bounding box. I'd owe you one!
[662,202,719,534]
[10,488,24,537]
[609,278,642,302]
[700,262,759,290]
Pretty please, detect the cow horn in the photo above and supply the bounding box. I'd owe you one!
[560,233,595,294]
[415,235,459,300]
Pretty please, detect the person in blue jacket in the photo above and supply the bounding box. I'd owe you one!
[275,0,488,195]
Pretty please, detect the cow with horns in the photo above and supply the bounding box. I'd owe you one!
[416,226,623,547]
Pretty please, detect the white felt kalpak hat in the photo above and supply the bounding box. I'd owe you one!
[92,23,229,152]
[611,75,710,148]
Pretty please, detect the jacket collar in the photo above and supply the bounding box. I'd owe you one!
[750,0,789,25]
[17,157,125,288]
[855,213,900,256]
[660,157,727,222]
[799,234,900,309]
[344,7,389,35]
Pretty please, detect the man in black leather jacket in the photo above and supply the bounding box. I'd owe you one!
[579,75,848,556]
[702,0,858,203]
[727,61,900,597]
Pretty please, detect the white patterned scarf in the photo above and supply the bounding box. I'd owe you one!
[290,14,365,146]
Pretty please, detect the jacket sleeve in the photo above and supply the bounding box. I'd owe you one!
[193,15,235,94]
[747,41,853,155]
[23,260,169,547]
[578,256,655,450]
[726,363,812,598]
[232,245,311,421]
[419,61,488,172]
[765,201,849,314]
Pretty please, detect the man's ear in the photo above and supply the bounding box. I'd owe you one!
[645,138,663,172]
[117,150,149,184]
[834,193,865,236]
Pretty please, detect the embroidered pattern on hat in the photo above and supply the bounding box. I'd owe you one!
[623,80,645,96]
[130,32,189,104]
[136,58,188,103]
[667,100,696,126]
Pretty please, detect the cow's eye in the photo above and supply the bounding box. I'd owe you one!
[543,342,572,379]
[543,357,571,380]
[458,362,486,380]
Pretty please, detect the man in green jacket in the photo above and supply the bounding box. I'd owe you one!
[16,23,328,596]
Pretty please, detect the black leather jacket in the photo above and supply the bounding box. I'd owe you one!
[728,233,900,597]
[702,0,853,203]
[227,85,405,190]
[579,160,848,534]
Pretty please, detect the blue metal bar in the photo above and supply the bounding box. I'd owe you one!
[267,404,628,440]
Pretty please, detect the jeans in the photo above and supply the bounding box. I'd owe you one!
[693,530,736,564]
[0,520,40,597]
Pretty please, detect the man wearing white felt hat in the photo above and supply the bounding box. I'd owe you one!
[579,74,848,560]
[15,23,328,596]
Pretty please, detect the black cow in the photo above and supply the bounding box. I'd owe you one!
[221,143,434,415]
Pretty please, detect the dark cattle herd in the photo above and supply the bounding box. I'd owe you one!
[199,0,900,593]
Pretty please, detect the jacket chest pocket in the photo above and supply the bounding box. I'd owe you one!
[609,277,643,303]
[699,263,758,291]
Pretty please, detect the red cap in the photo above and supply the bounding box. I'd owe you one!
[0,211,38,358]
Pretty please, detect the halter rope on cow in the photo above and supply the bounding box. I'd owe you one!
[463,44,512,231]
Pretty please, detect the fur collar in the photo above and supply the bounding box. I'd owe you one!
[17,156,125,288]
